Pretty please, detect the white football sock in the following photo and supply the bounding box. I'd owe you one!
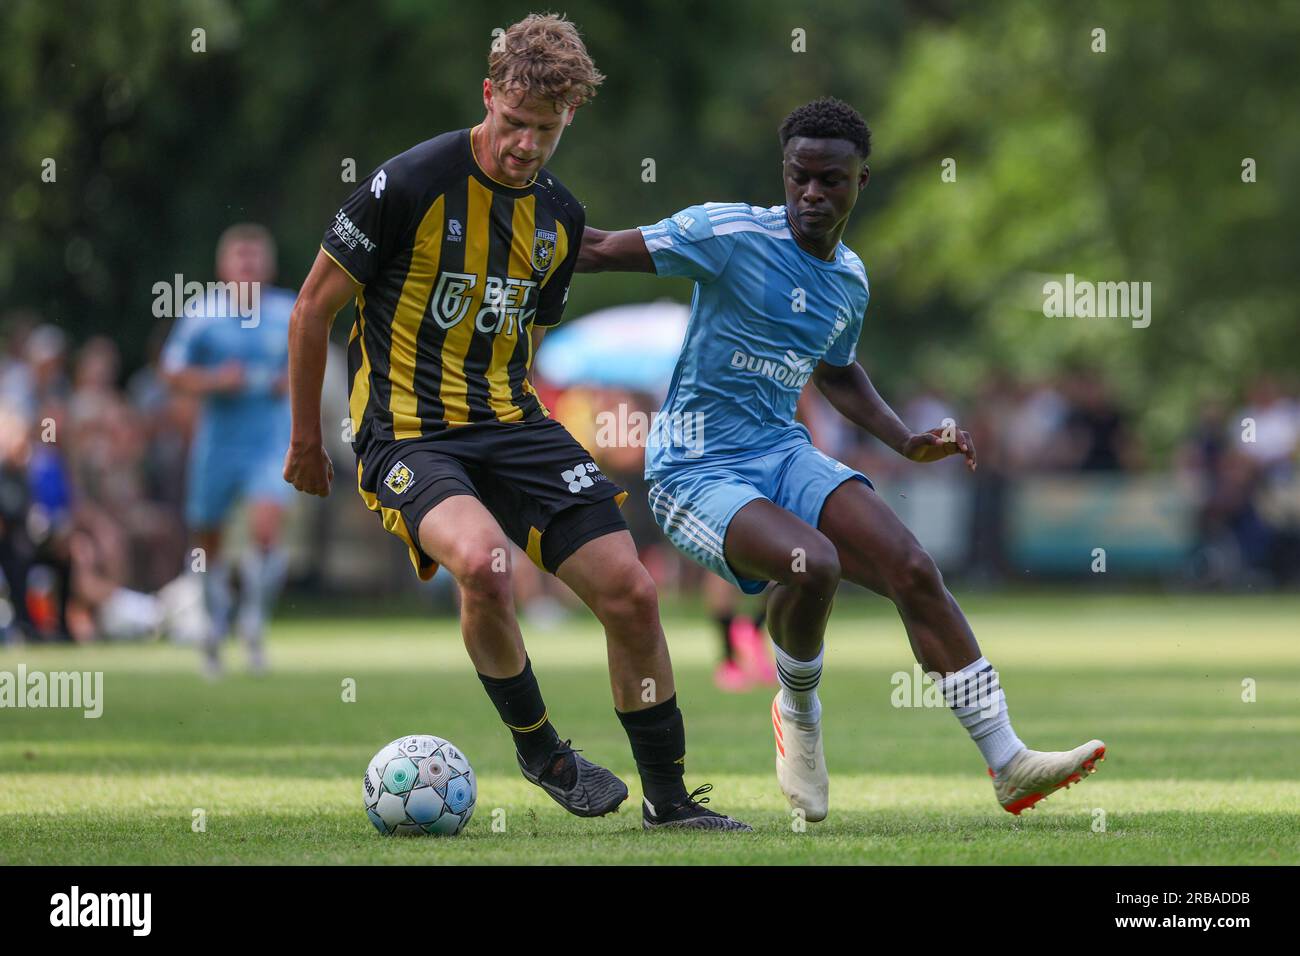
[938,656,1025,773]
[200,561,232,648]
[236,547,286,650]
[773,642,823,724]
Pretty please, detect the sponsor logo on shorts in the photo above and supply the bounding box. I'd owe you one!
[562,461,603,493]
[384,461,414,494]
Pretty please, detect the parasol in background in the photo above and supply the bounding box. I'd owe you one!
[534,301,690,392]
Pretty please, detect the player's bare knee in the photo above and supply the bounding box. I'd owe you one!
[592,563,660,632]
[785,535,841,595]
[892,547,944,604]
[453,544,514,606]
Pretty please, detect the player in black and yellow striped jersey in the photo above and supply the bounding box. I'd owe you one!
[321,124,578,439]
[283,14,748,830]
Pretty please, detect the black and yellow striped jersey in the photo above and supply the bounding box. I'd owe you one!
[320,127,583,444]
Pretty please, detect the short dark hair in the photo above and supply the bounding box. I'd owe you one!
[779,97,871,159]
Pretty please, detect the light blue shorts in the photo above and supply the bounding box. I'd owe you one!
[647,440,871,594]
[186,438,293,529]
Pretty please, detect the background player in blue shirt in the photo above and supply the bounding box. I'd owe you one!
[162,224,294,676]
[577,97,1106,822]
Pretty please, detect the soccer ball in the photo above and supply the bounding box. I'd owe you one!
[363,734,477,836]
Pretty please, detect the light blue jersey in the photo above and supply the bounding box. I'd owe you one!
[161,285,295,526]
[638,202,869,479]
[637,203,872,593]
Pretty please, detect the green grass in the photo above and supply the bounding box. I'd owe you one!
[2,593,1298,864]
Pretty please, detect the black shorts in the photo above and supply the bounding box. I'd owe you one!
[355,418,628,580]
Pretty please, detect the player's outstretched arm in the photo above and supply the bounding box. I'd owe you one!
[576,226,656,274]
[160,360,245,396]
[283,249,359,497]
[812,359,977,471]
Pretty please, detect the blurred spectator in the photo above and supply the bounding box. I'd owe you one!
[901,381,957,441]
[0,311,39,418]
[0,404,74,641]
[129,320,198,543]
[1195,448,1278,586]
[0,315,199,642]
[5,301,1298,631]
[1057,370,1140,471]
[0,407,36,642]
[1001,377,1070,473]
[1182,388,1300,588]
[964,372,1020,583]
[68,336,183,591]
[24,323,72,418]
[64,506,203,643]
[1236,376,1299,479]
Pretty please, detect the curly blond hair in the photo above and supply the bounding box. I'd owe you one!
[488,13,605,110]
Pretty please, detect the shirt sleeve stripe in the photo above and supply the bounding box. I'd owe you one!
[319,244,363,286]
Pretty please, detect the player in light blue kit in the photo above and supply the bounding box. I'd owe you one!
[577,98,1105,821]
[162,224,295,676]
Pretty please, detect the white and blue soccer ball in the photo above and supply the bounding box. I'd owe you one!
[363,734,477,836]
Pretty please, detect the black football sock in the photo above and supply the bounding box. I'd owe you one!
[477,657,563,770]
[714,614,736,661]
[616,694,689,809]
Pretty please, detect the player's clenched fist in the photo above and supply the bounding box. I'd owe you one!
[283,441,334,496]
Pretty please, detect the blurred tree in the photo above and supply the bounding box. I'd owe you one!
[1,0,1296,459]
[863,0,1300,455]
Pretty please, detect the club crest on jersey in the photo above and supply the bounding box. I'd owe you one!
[531,228,557,272]
[384,461,414,495]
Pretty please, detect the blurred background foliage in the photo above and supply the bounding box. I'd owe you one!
[2,0,1298,457]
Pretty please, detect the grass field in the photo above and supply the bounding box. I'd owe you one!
[2,592,1298,865]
